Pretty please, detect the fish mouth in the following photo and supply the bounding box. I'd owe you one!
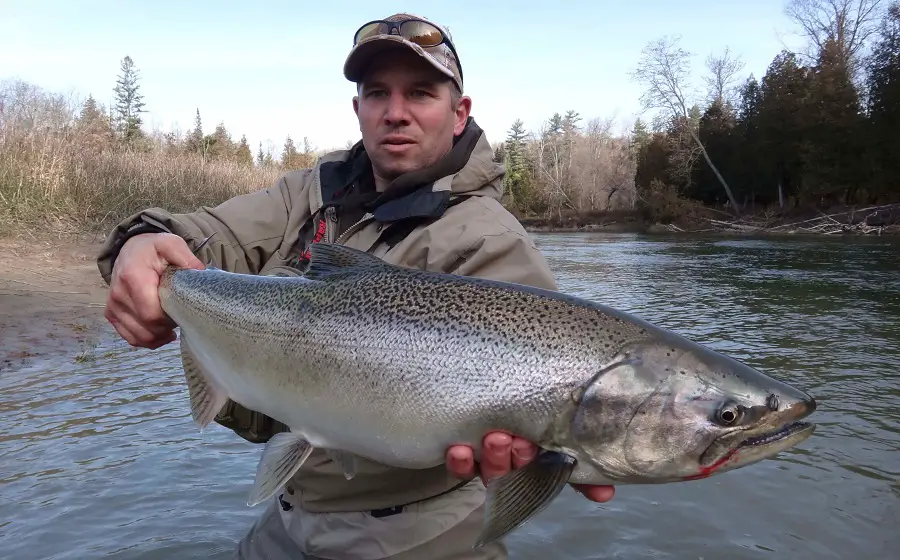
[737,420,814,449]
[692,420,816,480]
[694,392,817,479]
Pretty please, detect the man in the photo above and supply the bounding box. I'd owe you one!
[96,13,614,559]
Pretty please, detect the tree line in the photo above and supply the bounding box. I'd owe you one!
[1,55,318,171]
[630,0,900,215]
[2,0,897,235]
[494,0,899,221]
[0,55,319,233]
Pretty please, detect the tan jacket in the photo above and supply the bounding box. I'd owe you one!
[96,118,558,513]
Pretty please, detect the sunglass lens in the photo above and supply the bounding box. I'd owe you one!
[399,21,443,47]
[355,22,388,43]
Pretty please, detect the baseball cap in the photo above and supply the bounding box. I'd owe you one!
[343,13,464,93]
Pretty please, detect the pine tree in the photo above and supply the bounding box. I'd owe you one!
[282,135,300,168]
[757,50,814,206]
[630,118,651,156]
[75,95,114,153]
[186,109,204,155]
[235,134,253,166]
[112,55,146,144]
[502,119,533,213]
[204,121,234,160]
[805,37,865,204]
[866,2,900,202]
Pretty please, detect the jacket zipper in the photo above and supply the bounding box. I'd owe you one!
[325,206,338,244]
[334,212,374,245]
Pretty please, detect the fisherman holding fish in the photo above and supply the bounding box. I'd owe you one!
[96,12,616,560]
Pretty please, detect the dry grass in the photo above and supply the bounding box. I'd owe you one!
[0,77,286,238]
[0,126,283,238]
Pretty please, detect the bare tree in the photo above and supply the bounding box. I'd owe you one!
[630,35,741,213]
[704,46,746,107]
[785,0,884,74]
[533,121,577,219]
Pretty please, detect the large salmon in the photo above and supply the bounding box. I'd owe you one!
[158,242,816,547]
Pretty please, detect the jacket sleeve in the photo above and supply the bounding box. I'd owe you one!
[95,170,309,285]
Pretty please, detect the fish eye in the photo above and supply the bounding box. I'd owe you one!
[716,403,740,426]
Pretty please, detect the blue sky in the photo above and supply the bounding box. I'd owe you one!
[1,0,807,155]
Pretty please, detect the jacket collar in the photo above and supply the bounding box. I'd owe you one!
[310,117,501,224]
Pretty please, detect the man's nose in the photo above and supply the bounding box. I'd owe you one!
[383,94,410,125]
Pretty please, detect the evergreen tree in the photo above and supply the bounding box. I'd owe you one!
[630,118,651,157]
[866,2,900,202]
[235,134,254,166]
[805,37,866,204]
[757,51,813,206]
[282,135,300,168]
[186,109,204,155]
[502,119,532,212]
[112,55,146,144]
[75,95,114,153]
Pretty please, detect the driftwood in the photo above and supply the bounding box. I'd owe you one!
[700,203,900,236]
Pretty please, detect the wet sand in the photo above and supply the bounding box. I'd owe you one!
[0,234,111,371]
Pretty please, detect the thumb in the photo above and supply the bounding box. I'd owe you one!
[155,234,206,270]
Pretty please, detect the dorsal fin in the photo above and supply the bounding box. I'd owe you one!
[305,243,393,280]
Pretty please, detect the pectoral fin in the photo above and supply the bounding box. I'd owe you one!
[327,449,358,480]
[180,336,228,430]
[247,432,315,507]
[474,450,576,548]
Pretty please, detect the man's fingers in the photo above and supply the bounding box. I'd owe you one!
[156,234,205,270]
[446,446,475,479]
[511,438,537,469]
[572,484,615,503]
[480,432,512,481]
[107,315,139,347]
[110,307,173,349]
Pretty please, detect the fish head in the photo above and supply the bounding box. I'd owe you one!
[567,334,816,483]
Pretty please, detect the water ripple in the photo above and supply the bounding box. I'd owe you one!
[1,232,897,558]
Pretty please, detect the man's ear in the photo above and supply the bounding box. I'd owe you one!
[353,95,359,116]
[454,96,472,136]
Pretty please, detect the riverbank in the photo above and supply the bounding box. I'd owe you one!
[519,203,900,236]
[0,233,110,371]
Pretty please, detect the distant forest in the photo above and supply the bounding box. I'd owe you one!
[494,0,900,219]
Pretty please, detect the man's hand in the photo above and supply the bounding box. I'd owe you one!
[105,232,205,349]
[446,432,615,503]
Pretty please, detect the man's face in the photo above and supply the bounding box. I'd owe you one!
[353,49,470,187]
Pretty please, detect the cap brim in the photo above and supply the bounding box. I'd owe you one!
[343,35,456,85]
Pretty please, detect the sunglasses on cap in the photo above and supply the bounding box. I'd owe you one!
[352,17,464,85]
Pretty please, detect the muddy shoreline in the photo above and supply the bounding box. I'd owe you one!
[0,233,110,371]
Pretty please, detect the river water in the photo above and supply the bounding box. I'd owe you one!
[1,232,898,559]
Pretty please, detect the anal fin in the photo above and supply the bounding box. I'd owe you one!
[248,432,315,506]
[180,337,229,431]
[474,450,576,548]
[327,449,358,480]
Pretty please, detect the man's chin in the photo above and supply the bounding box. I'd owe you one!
[372,153,423,178]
